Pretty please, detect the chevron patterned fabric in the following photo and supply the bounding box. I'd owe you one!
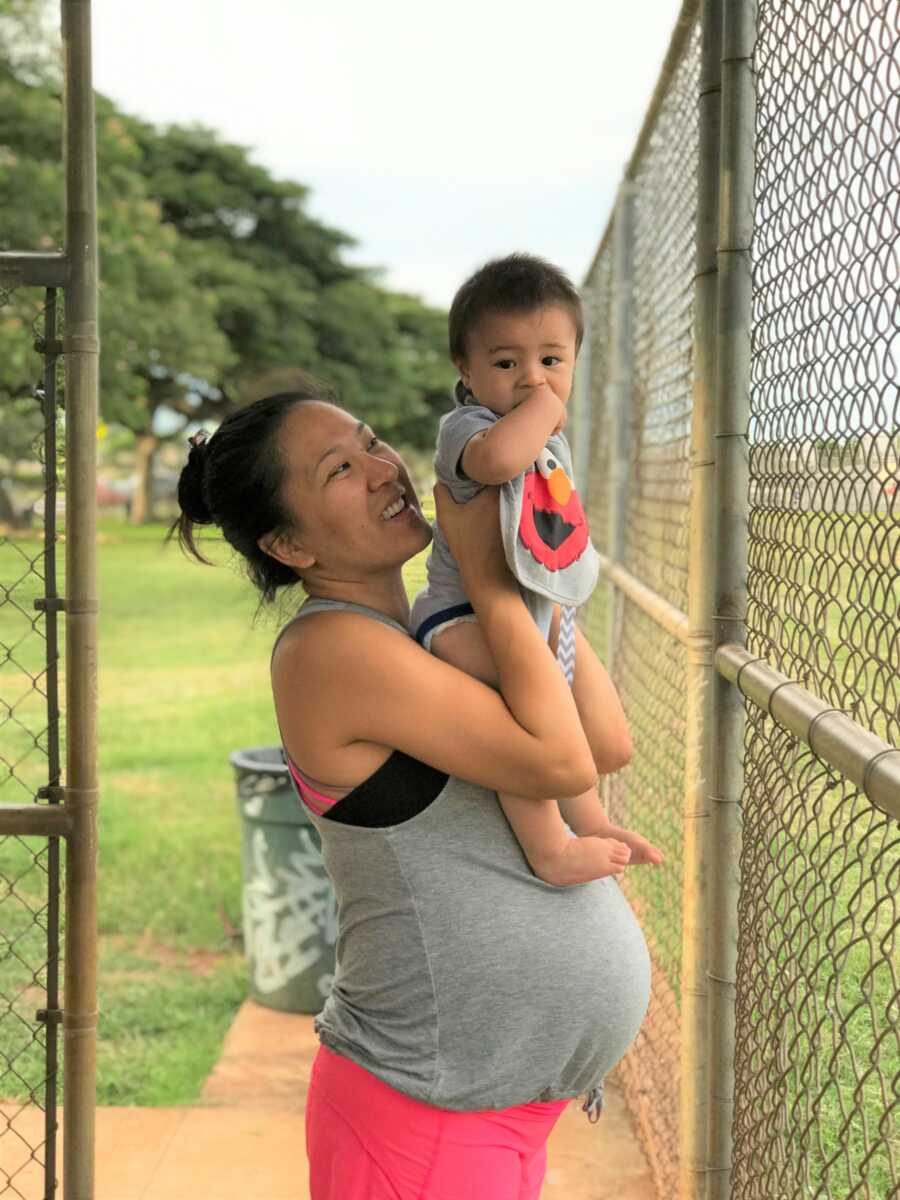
[556,604,577,688]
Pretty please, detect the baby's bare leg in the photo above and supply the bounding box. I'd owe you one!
[430,618,499,686]
[431,622,631,886]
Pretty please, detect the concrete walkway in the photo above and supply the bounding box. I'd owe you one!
[1,1001,655,1198]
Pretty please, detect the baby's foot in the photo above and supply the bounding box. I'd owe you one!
[589,836,632,877]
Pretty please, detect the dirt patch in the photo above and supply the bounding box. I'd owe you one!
[102,773,169,799]
[12,985,48,1011]
[100,931,232,977]
[134,930,230,976]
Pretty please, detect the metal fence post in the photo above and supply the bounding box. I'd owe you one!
[606,183,636,670]
[681,0,722,1196]
[61,1,100,1197]
[707,1,755,1196]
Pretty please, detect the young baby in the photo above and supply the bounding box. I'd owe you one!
[411,253,663,886]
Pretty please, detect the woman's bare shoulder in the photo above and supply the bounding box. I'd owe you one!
[271,611,417,782]
[272,608,414,679]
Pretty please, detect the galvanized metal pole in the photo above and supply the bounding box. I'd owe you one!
[681,0,722,1196]
[707,1,755,1196]
[606,183,636,671]
[40,289,64,1200]
[61,2,99,1197]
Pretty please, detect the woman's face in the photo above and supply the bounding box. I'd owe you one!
[275,401,432,578]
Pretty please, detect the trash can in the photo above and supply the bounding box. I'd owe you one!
[230,746,337,1013]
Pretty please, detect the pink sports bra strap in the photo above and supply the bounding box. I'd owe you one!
[274,598,412,819]
[287,757,341,816]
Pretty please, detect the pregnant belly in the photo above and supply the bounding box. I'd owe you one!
[515,876,650,1060]
[430,872,650,1085]
[566,878,649,1064]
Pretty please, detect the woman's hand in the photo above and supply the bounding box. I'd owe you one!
[433,482,511,594]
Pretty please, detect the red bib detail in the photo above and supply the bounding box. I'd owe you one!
[518,468,590,572]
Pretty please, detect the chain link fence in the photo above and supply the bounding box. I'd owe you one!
[577,1,897,1197]
[580,15,701,1197]
[732,1,899,1197]
[579,239,615,684]
[0,282,65,1199]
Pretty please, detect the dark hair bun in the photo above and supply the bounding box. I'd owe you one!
[176,442,214,525]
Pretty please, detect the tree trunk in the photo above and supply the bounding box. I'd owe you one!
[0,478,25,528]
[130,433,159,524]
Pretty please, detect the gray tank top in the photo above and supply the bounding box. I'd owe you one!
[282,597,651,1112]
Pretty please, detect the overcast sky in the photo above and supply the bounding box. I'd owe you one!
[92,0,684,309]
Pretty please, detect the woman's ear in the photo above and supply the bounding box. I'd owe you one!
[258,529,316,571]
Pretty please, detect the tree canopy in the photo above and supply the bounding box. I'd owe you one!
[1,3,453,519]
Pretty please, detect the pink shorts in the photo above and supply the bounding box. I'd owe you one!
[305,1045,569,1199]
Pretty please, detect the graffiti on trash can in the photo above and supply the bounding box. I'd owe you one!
[244,826,338,995]
[238,769,283,816]
[243,794,265,819]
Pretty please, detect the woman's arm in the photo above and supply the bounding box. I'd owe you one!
[442,604,634,776]
[272,487,596,802]
[438,483,593,787]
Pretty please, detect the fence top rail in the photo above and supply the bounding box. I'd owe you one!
[0,251,68,288]
[717,643,900,822]
[595,553,690,645]
[583,0,701,287]
[595,560,900,820]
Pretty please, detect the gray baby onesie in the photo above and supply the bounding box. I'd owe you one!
[410,386,599,656]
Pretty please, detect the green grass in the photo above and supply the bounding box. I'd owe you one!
[0,514,432,1106]
[93,941,249,1106]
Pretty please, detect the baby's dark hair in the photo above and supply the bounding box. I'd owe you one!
[448,253,584,362]
[172,378,337,603]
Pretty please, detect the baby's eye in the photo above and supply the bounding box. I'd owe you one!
[367,435,381,449]
[494,359,515,370]
[542,356,562,367]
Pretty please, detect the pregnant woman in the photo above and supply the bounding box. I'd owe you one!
[174,383,651,1199]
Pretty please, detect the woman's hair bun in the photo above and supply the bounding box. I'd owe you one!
[170,385,332,599]
[176,438,214,525]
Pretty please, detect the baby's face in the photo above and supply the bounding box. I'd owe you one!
[455,305,578,418]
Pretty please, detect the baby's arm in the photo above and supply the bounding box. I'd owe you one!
[461,385,564,485]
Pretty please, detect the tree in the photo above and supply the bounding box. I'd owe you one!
[0,393,46,525]
[1,72,234,521]
[0,3,60,522]
[129,120,454,448]
[2,16,454,526]
[0,0,58,86]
